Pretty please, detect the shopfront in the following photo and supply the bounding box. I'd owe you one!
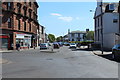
[16,33,32,49]
[0,34,10,50]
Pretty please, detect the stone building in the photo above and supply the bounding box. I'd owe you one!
[0,1,39,50]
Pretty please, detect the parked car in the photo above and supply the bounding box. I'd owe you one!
[112,44,120,61]
[58,42,63,47]
[53,42,60,49]
[40,43,49,50]
[64,42,70,46]
[69,43,77,48]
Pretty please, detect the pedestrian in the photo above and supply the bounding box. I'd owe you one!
[28,44,30,49]
[16,43,20,51]
[34,44,35,49]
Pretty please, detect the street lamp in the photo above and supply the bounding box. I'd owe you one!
[90,0,103,54]
[100,1,104,54]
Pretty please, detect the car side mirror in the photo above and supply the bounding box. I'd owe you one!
[118,47,120,49]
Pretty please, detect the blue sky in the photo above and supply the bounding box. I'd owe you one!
[37,2,97,37]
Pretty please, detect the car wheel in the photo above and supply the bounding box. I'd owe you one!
[113,52,120,61]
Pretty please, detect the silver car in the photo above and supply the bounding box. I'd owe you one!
[40,43,49,50]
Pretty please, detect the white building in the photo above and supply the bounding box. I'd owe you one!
[68,31,86,41]
[94,1,120,49]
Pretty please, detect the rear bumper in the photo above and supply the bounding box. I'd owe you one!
[40,47,48,49]
[69,46,76,48]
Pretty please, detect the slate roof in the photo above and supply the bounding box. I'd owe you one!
[70,31,86,34]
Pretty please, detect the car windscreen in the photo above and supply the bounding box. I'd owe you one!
[71,43,75,45]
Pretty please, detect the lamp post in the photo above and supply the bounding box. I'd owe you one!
[100,0,104,54]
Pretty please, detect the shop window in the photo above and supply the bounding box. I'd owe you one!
[0,38,8,49]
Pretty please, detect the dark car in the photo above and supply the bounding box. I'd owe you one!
[58,42,63,47]
[53,42,60,49]
[112,44,120,61]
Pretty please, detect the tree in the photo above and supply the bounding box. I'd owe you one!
[86,31,94,40]
[48,34,55,43]
[56,36,63,42]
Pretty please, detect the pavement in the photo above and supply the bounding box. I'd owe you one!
[0,59,9,64]
[92,50,112,55]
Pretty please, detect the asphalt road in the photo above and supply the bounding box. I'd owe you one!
[2,46,118,78]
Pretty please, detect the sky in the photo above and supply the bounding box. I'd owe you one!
[37,2,97,37]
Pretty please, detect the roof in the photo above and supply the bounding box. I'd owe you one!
[70,31,86,34]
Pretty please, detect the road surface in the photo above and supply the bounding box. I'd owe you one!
[2,46,118,78]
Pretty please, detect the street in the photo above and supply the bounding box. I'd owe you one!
[2,46,118,78]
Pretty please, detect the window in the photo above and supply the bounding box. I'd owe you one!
[101,16,102,26]
[17,3,21,13]
[8,18,11,28]
[23,7,27,16]
[7,2,11,10]
[72,34,74,37]
[29,11,31,18]
[98,30,99,41]
[113,19,118,23]
[109,4,115,10]
[42,27,44,34]
[72,39,74,41]
[24,21,26,31]
[98,17,99,27]
[18,19,20,30]
[29,23,31,31]
[29,2,31,7]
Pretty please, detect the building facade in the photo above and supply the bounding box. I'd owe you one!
[0,1,39,50]
[68,31,86,42]
[94,1,119,49]
[37,25,45,46]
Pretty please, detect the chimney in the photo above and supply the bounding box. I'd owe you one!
[86,29,89,33]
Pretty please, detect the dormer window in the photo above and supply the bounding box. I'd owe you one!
[109,4,115,11]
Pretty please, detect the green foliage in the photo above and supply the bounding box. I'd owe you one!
[86,31,94,40]
[48,34,55,43]
[56,36,63,42]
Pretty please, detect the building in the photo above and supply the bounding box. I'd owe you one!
[94,1,119,49]
[63,34,69,42]
[0,1,39,50]
[68,30,86,42]
[37,25,45,46]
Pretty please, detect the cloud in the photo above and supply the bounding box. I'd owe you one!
[50,13,62,16]
[76,17,80,20]
[58,16,73,22]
